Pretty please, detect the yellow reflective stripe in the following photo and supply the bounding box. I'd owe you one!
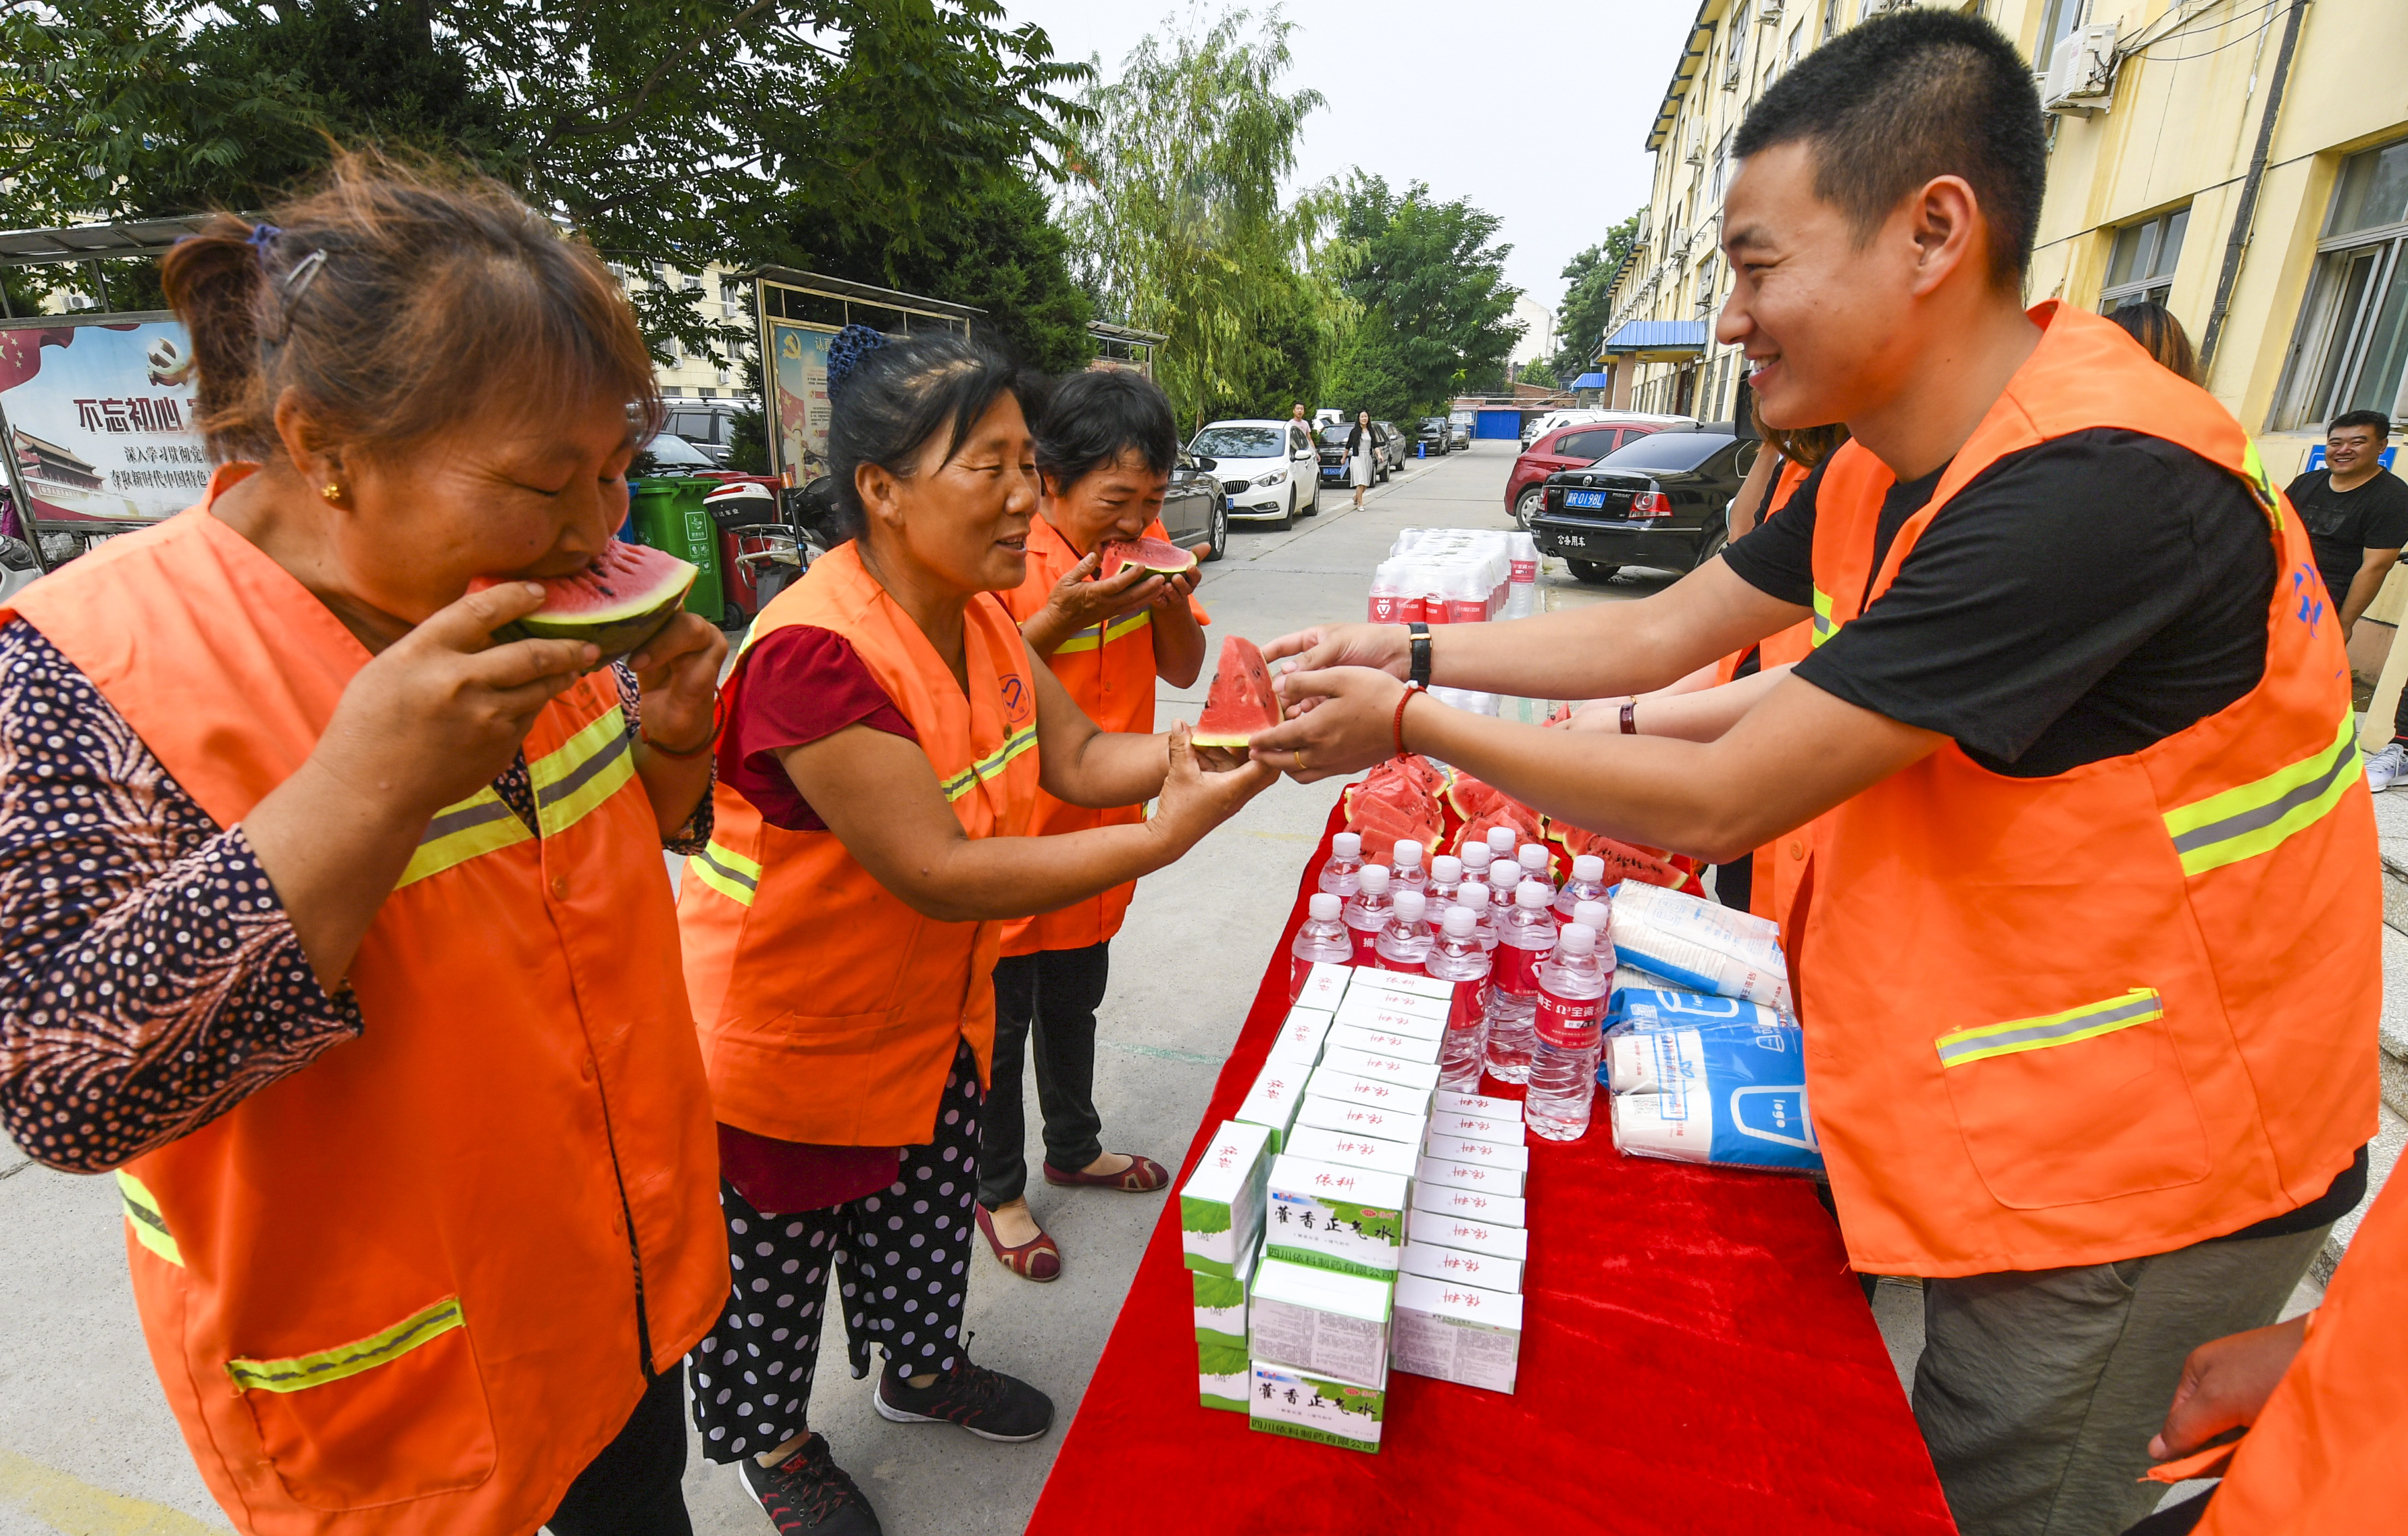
[396,788,534,889]
[116,1169,182,1267]
[687,840,761,906]
[1051,628,1103,655]
[531,707,636,838]
[2162,714,2356,877]
[1809,587,1834,648]
[226,1298,465,1394]
[1051,610,1151,656]
[2242,440,2282,528]
[1934,988,2162,1069]
[943,724,1038,803]
[1101,610,1151,643]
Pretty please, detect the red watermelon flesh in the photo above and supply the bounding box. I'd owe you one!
[1193,636,1282,748]
[468,540,697,667]
[1445,775,1546,865]
[1545,820,1689,890]
[1345,759,1447,866]
[1099,536,1197,580]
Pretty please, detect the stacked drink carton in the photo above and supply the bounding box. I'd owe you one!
[1181,962,1529,1455]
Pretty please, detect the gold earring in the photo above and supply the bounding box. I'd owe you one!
[321,483,342,503]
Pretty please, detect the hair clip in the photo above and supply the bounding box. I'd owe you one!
[279,249,328,304]
[246,223,282,270]
[824,323,892,392]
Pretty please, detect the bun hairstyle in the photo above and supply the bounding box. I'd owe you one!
[822,327,1043,545]
[159,150,661,467]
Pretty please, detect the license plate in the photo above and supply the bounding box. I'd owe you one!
[1564,490,1607,509]
[1555,533,1587,548]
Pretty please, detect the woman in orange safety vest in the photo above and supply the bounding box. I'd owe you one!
[676,328,1271,1533]
[0,157,729,1536]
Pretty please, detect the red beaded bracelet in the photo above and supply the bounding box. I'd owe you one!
[1393,683,1424,759]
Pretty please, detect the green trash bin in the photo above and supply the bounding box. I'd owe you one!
[628,476,724,622]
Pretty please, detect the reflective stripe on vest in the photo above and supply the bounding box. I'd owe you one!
[534,707,636,838]
[225,1297,465,1394]
[2163,713,2357,877]
[399,787,535,889]
[1051,609,1151,655]
[116,1169,182,1267]
[940,722,1038,802]
[1934,988,2163,1069]
[688,840,762,906]
[1810,587,1834,647]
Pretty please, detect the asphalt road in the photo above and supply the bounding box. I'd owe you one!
[0,440,1665,1536]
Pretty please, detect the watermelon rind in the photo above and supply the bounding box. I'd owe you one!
[1100,536,1197,580]
[1194,635,1281,748]
[476,541,697,667]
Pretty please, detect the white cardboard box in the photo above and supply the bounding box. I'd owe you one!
[1233,1063,1309,1153]
[1195,1237,1259,1412]
[1321,1046,1442,1093]
[1400,1238,1523,1295]
[1371,969,1457,1004]
[1327,1021,1443,1065]
[1263,1154,1409,1279]
[1415,1154,1526,1200]
[1433,1089,1524,1123]
[1294,963,1353,1013]
[1422,1131,1532,1173]
[1410,1179,1528,1228]
[1293,1095,1427,1151]
[1426,1106,1526,1145]
[1265,1006,1335,1068]
[1284,1122,1420,1181]
[1333,990,1449,1038]
[1407,1206,1530,1262]
[1305,1067,1434,1119]
[1248,1360,1386,1453]
[1180,1119,1272,1277]
[1248,1255,1392,1387]
[1393,1273,1523,1394]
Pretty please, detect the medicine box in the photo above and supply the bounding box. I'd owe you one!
[1427,1106,1526,1145]
[1411,1180,1528,1229]
[1305,1067,1433,1119]
[1195,1237,1259,1412]
[1295,963,1353,1013]
[1265,1006,1334,1068]
[1433,1089,1524,1123]
[1180,1119,1272,1277]
[1233,1063,1308,1153]
[1415,1154,1526,1201]
[1293,1095,1426,1150]
[1249,1254,1393,1387]
[1326,1021,1442,1065]
[1407,1206,1529,1263]
[1283,1122,1420,1181]
[1369,969,1456,1004]
[1422,1131,1531,1173]
[1264,1154,1409,1279]
[1392,1273,1523,1395]
[1332,990,1449,1039]
[1400,1238,1523,1295]
[1321,1046,1442,1094]
[1249,1360,1386,1454]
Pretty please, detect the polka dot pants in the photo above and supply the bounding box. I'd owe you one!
[688,1044,982,1464]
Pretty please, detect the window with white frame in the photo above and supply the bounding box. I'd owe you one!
[2036,0,2085,72]
[1724,6,1748,87]
[2099,207,2187,314]
[2274,139,2408,430]
[1822,0,1842,39]
[1712,131,1732,203]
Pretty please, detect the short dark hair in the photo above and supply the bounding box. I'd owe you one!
[1732,9,2047,288]
[2329,409,2393,440]
[1033,369,1178,496]
[824,333,1044,543]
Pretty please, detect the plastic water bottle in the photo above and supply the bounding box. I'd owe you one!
[1485,856,1520,907]
[1518,842,1557,898]
[1459,841,1495,887]
[1390,839,1428,896]
[1289,892,1354,999]
[1553,854,1609,919]
[1318,831,1364,898]
[1527,922,1614,1140]
[1374,889,1435,973]
[1342,864,1394,966]
[1367,563,1404,625]
[1483,881,1561,1084]
[1505,532,1539,620]
[1429,908,1495,1091]
[1427,854,1463,911]
[1485,827,1517,861]
[1446,563,1487,625]
[1455,879,1499,950]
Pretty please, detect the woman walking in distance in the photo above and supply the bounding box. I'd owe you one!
[0,155,730,1535]
[676,327,1271,1535]
[1347,409,1378,507]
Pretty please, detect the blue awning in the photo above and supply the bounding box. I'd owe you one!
[1601,319,1709,358]
[1570,372,1611,390]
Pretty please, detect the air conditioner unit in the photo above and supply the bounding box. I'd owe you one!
[1757,0,1784,22]
[1684,136,1705,168]
[1634,207,1652,241]
[2042,24,2119,117]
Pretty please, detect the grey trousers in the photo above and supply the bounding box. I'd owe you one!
[1911,1223,2328,1536]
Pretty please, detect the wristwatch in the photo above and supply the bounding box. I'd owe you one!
[1405,622,1433,689]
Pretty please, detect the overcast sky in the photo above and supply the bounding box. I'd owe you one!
[1001,0,1699,315]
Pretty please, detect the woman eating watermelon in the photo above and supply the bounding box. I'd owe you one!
[676,326,1272,1533]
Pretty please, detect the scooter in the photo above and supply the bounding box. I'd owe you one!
[703,480,804,622]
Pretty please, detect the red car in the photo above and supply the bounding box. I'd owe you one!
[1505,414,1699,527]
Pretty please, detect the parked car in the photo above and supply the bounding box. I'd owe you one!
[1521,409,1602,446]
[1374,421,1409,475]
[1448,419,1472,451]
[1505,412,1699,526]
[1164,448,1231,561]
[1528,430,1759,583]
[1417,417,1453,455]
[663,400,745,466]
[632,430,719,475]
[1192,419,1320,530]
[1315,421,1399,487]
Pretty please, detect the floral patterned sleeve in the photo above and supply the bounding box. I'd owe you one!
[611,661,713,855]
[0,622,365,1173]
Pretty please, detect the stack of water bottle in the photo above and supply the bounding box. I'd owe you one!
[1365,529,1542,720]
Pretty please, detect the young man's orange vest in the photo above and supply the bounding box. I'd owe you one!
[4,489,726,1536]
[1712,457,1819,923]
[995,513,1207,956]
[1797,303,2379,1277]
[678,541,1042,1146]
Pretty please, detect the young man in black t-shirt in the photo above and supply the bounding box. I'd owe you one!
[2291,411,2408,788]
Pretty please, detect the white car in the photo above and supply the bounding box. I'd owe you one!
[1522,408,1609,446]
[1190,419,1321,530]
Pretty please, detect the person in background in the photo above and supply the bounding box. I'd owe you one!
[2107,300,2199,384]
[1347,409,1378,508]
[2290,412,2408,788]
[1290,401,1309,426]
[676,328,1270,1535]
[0,155,730,1536]
[976,368,1211,1281]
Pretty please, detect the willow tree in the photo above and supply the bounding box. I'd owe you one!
[1062,6,1336,428]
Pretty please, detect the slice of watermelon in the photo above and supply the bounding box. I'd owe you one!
[468,540,697,667]
[1193,636,1281,748]
[1099,536,1197,580]
[1343,757,1447,865]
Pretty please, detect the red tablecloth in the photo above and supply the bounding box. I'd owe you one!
[1028,802,1955,1534]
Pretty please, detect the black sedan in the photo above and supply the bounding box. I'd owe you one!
[1417,417,1453,456]
[1528,430,1760,583]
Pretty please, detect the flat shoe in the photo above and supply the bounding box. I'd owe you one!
[1043,1154,1170,1192]
[973,1201,1061,1281]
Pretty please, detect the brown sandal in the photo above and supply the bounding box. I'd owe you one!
[1043,1154,1170,1192]
[974,1202,1062,1282]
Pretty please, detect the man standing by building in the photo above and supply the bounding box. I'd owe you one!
[1251,14,2376,1535]
[2291,411,2408,788]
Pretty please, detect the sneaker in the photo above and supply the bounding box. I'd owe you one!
[873,1337,1055,1442]
[2366,742,2407,792]
[734,1435,882,1536]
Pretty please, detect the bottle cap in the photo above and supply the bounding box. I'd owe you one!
[1443,906,1476,938]
[1459,881,1490,909]
[1559,923,1597,953]
[1572,854,1605,882]
[1393,890,1426,923]
[1331,831,1361,859]
[1515,880,1551,908]
[1486,827,1516,854]
[1394,839,1424,869]
[1574,899,1609,929]
[1461,843,1495,871]
[1359,864,1390,894]
[1309,892,1340,921]
[1488,861,1518,890]
[1430,854,1463,883]
[1518,843,1550,871]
